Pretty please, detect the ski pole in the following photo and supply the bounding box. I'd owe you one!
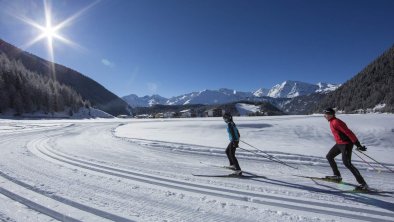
[352,151,379,172]
[238,147,298,170]
[357,150,394,173]
[240,140,298,169]
[240,140,294,167]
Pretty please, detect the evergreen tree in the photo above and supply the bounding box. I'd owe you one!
[0,53,90,116]
[317,45,394,113]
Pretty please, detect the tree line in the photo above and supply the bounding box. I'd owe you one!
[0,53,89,115]
[316,45,394,113]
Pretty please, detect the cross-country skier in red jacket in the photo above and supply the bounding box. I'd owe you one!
[323,108,368,191]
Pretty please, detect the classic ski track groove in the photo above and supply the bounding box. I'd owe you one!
[0,132,135,222]
[118,136,392,170]
[0,137,77,222]
[0,185,82,222]
[27,127,394,222]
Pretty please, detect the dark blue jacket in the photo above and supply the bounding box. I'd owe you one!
[227,122,240,142]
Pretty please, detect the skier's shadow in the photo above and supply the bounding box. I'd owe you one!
[243,171,394,213]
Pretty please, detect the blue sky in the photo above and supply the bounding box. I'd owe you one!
[0,0,393,98]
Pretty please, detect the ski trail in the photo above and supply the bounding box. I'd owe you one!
[0,186,82,222]
[117,136,393,172]
[27,131,394,222]
[0,131,135,222]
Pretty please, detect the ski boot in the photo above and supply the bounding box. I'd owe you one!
[230,170,242,176]
[225,165,237,170]
[325,175,342,183]
[354,183,369,192]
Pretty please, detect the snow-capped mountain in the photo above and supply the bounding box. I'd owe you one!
[264,81,340,98]
[123,81,340,107]
[253,88,269,97]
[122,94,168,108]
[166,88,254,105]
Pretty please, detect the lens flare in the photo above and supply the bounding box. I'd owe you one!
[15,0,99,76]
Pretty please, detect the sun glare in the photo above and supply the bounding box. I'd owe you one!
[15,0,100,68]
[44,27,55,39]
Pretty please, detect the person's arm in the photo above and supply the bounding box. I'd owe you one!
[334,120,363,148]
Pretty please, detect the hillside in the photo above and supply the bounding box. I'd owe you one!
[0,53,87,115]
[317,44,394,113]
[0,39,130,116]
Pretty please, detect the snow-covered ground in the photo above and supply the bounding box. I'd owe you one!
[0,114,393,221]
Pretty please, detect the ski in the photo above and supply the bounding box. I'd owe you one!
[341,189,393,195]
[198,162,267,178]
[293,175,358,187]
[294,175,342,183]
[294,175,393,195]
[192,173,266,179]
[192,173,244,178]
[199,162,235,170]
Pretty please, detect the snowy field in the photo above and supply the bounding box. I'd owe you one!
[0,114,393,222]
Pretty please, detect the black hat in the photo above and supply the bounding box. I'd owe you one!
[323,108,335,115]
[223,113,233,122]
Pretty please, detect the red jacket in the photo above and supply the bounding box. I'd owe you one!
[329,117,358,144]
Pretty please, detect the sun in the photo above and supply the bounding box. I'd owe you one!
[43,25,56,40]
[15,0,99,66]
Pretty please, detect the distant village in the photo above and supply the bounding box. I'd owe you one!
[130,108,226,119]
[117,106,276,119]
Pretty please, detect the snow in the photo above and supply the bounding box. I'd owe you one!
[267,81,340,98]
[370,104,387,113]
[253,88,269,97]
[236,103,261,116]
[316,82,341,93]
[0,114,393,221]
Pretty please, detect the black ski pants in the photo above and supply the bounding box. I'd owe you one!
[326,143,366,184]
[226,141,241,171]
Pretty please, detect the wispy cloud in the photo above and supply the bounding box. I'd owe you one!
[101,58,115,67]
[147,82,158,94]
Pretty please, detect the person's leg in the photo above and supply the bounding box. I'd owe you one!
[326,144,341,176]
[230,142,241,171]
[225,142,234,166]
[341,144,366,185]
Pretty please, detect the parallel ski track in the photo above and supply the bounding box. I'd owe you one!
[30,128,394,222]
[0,186,82,222]
[117,136,392,171]
[0,136,83,222]
[0,130,134,222]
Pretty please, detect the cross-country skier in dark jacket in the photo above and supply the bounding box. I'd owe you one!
[223,113,242,176]
[323,108,368,190]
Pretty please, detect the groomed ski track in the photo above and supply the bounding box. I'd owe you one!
[0,120,393,221]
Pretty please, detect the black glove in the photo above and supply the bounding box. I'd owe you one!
[354,141,367,151]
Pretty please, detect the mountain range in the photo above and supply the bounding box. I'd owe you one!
[122,81,340,108]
